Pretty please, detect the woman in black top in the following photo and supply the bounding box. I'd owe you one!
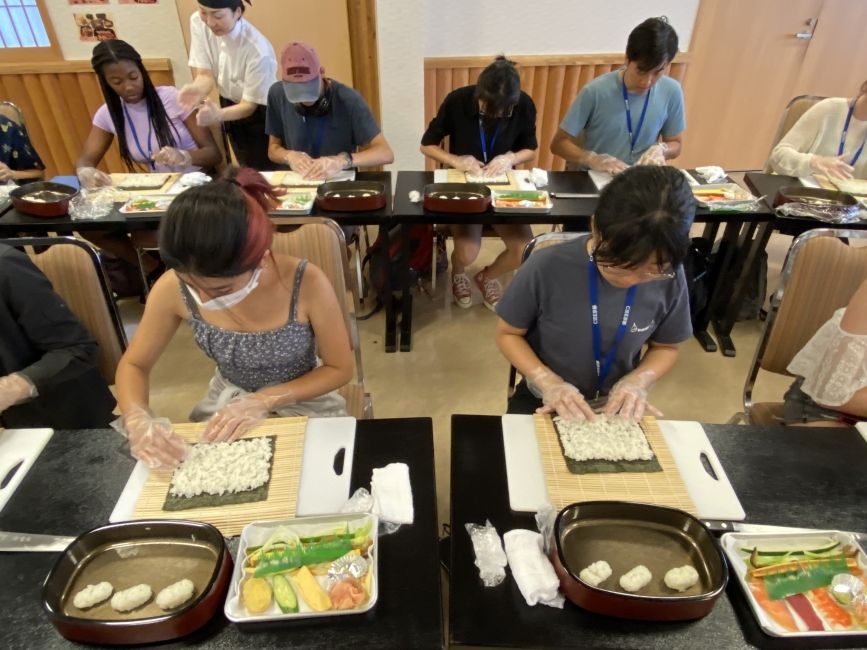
[420,57,537,311]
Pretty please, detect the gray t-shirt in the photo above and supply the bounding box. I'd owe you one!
[265,79,380,157]
[496,235,692,397]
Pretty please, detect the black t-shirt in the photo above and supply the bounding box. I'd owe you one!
[420,85,538,161]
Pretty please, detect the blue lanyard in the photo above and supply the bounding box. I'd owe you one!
[838,99,867,166]
[304,116,327,159]
[621,75,652,154]
[122,102,155,171]
[478,118,501,164]
[588,257,637,396]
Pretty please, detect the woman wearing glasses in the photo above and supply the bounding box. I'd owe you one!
[420,56,537,310]
[495,166,694,420]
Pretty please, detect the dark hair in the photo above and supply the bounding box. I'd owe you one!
[91,40,181,171]
[626,17,679,71]
[474,56,521,116]
[593,166,695,268]
[159,167,277,277]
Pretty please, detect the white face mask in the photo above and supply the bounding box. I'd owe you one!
[187,267,262,311]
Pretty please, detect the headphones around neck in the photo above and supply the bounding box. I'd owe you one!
[294,79,332,118]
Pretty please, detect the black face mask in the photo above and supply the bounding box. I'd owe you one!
[294,81,332,118]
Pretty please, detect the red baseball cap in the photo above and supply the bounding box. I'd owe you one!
[280,42,322,103]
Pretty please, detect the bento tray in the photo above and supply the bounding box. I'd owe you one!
[316,181,386,212]
[492,190,553,213]
[119,195,174,214]
[224,512,378,623]
[692,183,754,207]
[721,530,867,640]
[274,191,315,215]
[423,183,491,214]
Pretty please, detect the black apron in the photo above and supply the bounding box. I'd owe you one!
[218,96,276,171]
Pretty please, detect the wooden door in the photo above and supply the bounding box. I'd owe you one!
[679,0,823,170]
[791,0,867,98]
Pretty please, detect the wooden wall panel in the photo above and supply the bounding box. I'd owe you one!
[346,0,381,125]
[424,54,691,171]
[0,59,173,180]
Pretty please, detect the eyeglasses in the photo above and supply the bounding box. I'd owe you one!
[591,246,676,281]
[479,103,515,119]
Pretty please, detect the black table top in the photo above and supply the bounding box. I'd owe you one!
[744,172,867,234]
[0,172,394,234]
[449,415,867,649]
[0,418,442,650]
[392,171,773,226]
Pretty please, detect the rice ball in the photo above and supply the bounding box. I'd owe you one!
[579,561,612,588]
[664,565,699,592]
[156,578,196,610]
[619,565,652,593]
[111,584,153,612]
[73,582,113,609]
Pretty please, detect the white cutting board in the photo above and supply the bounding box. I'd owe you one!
[110,417,356,523]
[502,416,745,521]
[0,428,54,513]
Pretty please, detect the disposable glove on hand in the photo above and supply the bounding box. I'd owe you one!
[528,368,596,422]
[636,144,667,166]
[118,406,189,468]
[587,153,629,175]
[603,371,663,421]
[810,154,854,180]
[195,100,223,127]
[202,393,274,443]
[453,155,484,174]
[0,373,36,413]
[303,155,345,180]
[483,153,515,177]
[176,83,206,111]
[153,146,192,168]
[77,166,112,190]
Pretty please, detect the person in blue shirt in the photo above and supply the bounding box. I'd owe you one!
[0,113,43,184]
[550,17,685,174]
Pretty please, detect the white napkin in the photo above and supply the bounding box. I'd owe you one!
[588,170,613,191]
[529,168,549,187]
[856,422,867,444]
[695,165,727,183]
[371,462,414,525]
[503,529,564,608]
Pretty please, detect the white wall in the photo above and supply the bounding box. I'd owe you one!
[44,0,191,85]
[424,0,699,56]
[377,0,699,171]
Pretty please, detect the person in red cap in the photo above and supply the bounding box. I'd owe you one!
[266,42,393,179]
[177,0,277,170]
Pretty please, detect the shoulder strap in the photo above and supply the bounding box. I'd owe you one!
[178,281,202,319]
[290,259,308,322]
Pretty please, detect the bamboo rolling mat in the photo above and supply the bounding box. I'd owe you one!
[446,169,518,189]
[132,417,307,536]
[110,172,179,194]
[534,414,697,515]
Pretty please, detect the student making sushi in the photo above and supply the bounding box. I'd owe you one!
[495,166,695,421]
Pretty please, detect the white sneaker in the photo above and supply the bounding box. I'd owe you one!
[452,272,472,308]
[474,270,503,311]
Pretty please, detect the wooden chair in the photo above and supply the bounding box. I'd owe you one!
[762,95,827,173]
[734,228,867,425]
[0,236,126,385]
[507,231,583,397]
[270,216,372,419]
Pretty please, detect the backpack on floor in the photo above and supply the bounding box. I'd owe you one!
[360,225,446,318]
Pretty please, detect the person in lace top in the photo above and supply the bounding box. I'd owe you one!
[784,277,867,425]
[768,80,867,180]
[114,167,353,467]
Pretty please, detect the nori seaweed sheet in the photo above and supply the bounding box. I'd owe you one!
[162,436,276,511]
[553,421,663,475]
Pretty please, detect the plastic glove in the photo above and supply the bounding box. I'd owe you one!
[483,153,516,177]
[195,99,224,127]
[452,155,484,174]
[285,151,314,175]
[303,155,345,181]
[177,83,206,111]
[528,368,596,422]
[603,370,663,421]
[0,162,14,182]
[119,406,189,468]
[202,393,272,443]
[77,166,112,190]
[636,143,667,166]
[810,154,854,180]
[0,373,36,413]
[587,153,629,175]
[152,146,193,168]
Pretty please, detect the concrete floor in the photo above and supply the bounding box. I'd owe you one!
[120,223,796,529]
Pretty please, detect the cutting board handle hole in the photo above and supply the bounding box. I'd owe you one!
[0,459,24,490]
[332,448,346,476]
[700,452,719,481]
